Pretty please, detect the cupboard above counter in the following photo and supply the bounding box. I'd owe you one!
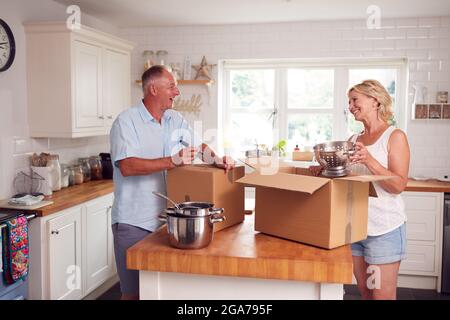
[24,22,134,138]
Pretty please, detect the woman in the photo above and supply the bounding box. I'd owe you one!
[311,79,410,300]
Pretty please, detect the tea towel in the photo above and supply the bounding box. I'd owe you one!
[2,216,29,284]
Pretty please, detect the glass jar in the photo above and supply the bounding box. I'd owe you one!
[78,158,91,182]
[60,164,70,188]
[68,166,75,186]
[89,156,103,180]
[47,155,61,191]
[73,165,84,185]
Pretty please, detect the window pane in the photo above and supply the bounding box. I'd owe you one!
[229,113,274,153]
[287,114,333,149]
[230,70,274,108]
[288,69,334,109]
[347,68,397,135]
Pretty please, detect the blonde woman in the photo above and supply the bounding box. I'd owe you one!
[311,79,410,299]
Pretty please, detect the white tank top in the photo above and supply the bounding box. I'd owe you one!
[350,126,407,236]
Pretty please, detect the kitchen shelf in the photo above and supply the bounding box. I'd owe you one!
[413,103,450,120]
[135,79,214,85]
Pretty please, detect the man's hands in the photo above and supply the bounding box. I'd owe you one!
[214,155,236,173]
[170,146,236,173]
[171,147,198,166]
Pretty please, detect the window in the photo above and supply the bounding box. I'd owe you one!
[220,59,407,157]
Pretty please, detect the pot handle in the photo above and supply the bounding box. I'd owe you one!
[158,214,167,223]
[210,208,224,215]
[210,215,226,224]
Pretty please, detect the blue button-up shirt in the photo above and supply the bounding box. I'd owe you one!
[110,101,202,231]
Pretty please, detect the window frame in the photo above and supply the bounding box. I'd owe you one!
[219,58,408,154]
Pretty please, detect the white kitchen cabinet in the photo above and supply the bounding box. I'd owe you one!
[29,193,116,300]
[104,48,130,128]
[47,206,83,300]
[83,196,114,295]
[398,191,444,290]
[24,22,134,138]
[74,40,104,129]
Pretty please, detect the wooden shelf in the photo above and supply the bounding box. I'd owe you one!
[414,103,450,120]
[135,79,214,85]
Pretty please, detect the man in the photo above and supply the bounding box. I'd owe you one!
[110,65,234,300]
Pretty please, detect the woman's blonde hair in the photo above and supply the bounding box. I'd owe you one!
[348,79,393,122]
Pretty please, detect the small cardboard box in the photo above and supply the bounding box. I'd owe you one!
[167,165,245,232]
[292,151,314,161]
[237,158,390,249]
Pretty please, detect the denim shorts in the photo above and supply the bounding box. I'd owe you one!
[351,223,407,265]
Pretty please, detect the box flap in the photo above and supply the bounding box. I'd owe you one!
[238,157,292,174]
[176,164,244,172]
[236,172,330,194]
[335,175,394,183]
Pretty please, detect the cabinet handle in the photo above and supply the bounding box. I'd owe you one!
[107,116,113,119]
[51,230,59,235]
[98,116,105,119]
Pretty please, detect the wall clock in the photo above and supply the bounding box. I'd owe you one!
[0,19,16,72]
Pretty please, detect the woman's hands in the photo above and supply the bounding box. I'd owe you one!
[309,165,323,176]
[349,142,375,166]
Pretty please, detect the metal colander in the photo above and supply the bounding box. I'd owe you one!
[313,141,355,177]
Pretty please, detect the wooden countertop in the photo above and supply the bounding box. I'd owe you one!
[406,179,450,193]
[127,215,353,284]
[0,180,114,217]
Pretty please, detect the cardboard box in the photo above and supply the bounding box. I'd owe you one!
[237,158,390,249]
[292,151,314,161]
[167,165,245,232]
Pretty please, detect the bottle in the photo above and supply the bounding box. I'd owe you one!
[89,156,103,180]
[47,155,61,191]
[78,158,91,182]
[294,144,300,151]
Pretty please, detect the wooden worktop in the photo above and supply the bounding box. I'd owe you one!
[0,180,114,217]
[406,179,450,193]
[127,215,353,284]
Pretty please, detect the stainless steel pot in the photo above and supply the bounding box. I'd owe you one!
[159,213,225,249]
[165,202,224,217]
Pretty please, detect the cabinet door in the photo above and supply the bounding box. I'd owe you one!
[48,207,83,300]
[103,48,130,127]
[84,196,114,294]
[400,243,436,274]
[74,40,104,129]
[402,192,439,241]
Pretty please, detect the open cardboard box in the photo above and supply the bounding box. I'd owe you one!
[237,157,391,249]
[167,164,245,232]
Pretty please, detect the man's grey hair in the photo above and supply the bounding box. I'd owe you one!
[141,65,170,94]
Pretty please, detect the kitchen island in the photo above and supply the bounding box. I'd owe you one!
[127,215,353,300]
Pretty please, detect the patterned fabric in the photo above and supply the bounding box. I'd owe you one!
[2,216,29,284]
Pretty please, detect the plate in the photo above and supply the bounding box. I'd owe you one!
[436,177,450,182]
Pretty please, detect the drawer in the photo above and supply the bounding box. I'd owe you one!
[400,243,436,274]
[406,212,436,241]
[402,193,438,211]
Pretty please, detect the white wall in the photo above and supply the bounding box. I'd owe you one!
[0,0,118,198]
[122,16,450,179]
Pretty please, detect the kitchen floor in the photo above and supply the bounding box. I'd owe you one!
[96,282,450,300]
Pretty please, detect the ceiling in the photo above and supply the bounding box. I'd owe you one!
[53,0,450,27]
